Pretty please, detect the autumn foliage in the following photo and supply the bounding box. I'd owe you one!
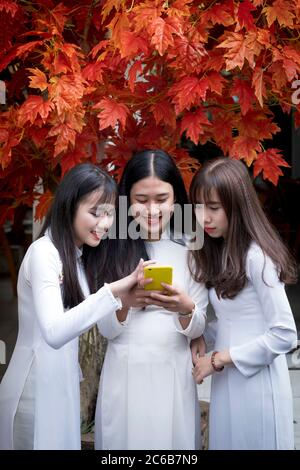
[1,0,300,222]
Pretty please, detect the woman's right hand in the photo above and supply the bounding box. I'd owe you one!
[108,259,155,305]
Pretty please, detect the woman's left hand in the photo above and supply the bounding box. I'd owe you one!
[192,355,214,384]
[145,282,195,314]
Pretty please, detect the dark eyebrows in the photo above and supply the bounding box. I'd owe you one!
[134,193,170,197]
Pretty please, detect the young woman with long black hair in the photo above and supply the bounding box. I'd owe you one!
[94,149,208,450]
[190,157,298,450]
[0,163,148,450]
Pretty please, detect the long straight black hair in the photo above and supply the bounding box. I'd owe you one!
[105,149,189,280]
[189,157,297,299]
[40,163,117,308]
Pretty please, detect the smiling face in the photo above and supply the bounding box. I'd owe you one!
[73,189,115,248]
[130,176,175,240]
[195,187,229,239]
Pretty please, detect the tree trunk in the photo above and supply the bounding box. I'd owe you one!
[79,326,107,434]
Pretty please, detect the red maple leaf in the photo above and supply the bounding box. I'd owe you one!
[34,190,54,222]
[82,61,105,83]
[60,147,86,177]
[48,123,77,157]
[15,41,43,59]
[252,67,266,107]
[202,1,234,26]
[218,32,262,70]
[263,0,295,28]
[48,74,85,116]
[151,100,176,129]
[253,148,290,185]
[93,98,130,130]
[128,60,143,92]
[180,109,211,144]
[28,127,49,148]
[168,76,209,114]
[150,17,178,56]
[119,31,149,58]
[231,135,261,166]
[231,78,255,115]
[237,0,256,30]
[18,96,54,126]
[238,111,280,140]
[28,68,48,92]
[206,71,226,95]
[0,1,19,17]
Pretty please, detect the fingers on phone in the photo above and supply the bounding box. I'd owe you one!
[143,259,156,267]
[160,282,176,292]
[139,277,153,288]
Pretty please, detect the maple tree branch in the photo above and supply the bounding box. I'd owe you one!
[126,0,135,13]
[82,0,98,54]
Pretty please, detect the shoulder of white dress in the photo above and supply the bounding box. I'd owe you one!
[28,236,60,262]
[246,241,265,262]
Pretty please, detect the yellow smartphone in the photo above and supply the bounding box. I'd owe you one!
[143,266,173,291]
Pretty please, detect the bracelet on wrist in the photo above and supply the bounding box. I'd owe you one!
[211,351,224,372]
[178,304,195,319]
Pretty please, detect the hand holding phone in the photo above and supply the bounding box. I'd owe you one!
[143,266,173,291]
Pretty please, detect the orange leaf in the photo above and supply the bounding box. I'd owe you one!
[34,190,54,221]
[151,100,176,129]
[168,76,209,114]
[18,96,54,126]
[119,31,149,58]
[180,109,211,144]
[128,60,143,93]
[263,0,295,28]
[60,148,86,177]
[50,3,69,33]
[282,58,300,82]
[167,0,192,18]
[48,123,77,157]
[132,5,160,33]
[231,136,261,166]
[90,40,110,59]
[28,127,49,148]
[15,41,43,58]
[218,32,262,70]
[237,0,255,30]
[212,114,235,154]
[48,74,85,116]
[202,1,234,26]
[238,111,280,140]
[28,68,48,92]
[252,67,266,107]
[53,51,72,74]
[206,71,226,95]
[269,63,287,92]
[231,78,255,115]
[93,98,130,130]
[0,1,18,16]
[253,149,290,185]
[150,17,176,56]
[108,12,130,50]
[170,36,206,70]
[101,0,123,22]
[82,61,105,83]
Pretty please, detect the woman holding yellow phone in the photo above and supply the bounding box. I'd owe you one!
[94,150,208,450]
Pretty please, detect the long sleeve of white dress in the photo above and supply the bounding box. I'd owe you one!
[27,241,121,350]
[97,294,130,340]
[173,274,208,339]
[229,246,297,378]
